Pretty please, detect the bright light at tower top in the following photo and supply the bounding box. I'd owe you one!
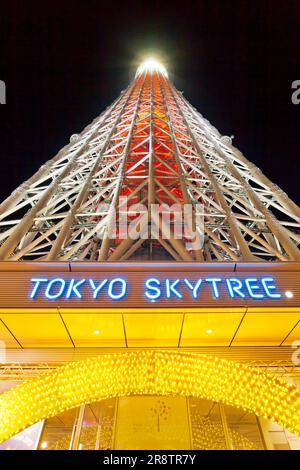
[135,58,168,77]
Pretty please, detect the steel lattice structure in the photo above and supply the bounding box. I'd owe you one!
[0,61,300,262]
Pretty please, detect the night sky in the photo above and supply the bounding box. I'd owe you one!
[0,0,299,205]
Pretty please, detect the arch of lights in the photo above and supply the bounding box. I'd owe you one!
[0,350,299,443]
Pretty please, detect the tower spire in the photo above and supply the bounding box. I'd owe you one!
[136,58,168,77]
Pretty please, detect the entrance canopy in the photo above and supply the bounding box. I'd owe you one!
[0,261,299,348]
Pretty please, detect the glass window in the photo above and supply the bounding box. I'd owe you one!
[38,408,77,450]
[223,403,264,450]
[189,398,227,450]
[79,399,116,450]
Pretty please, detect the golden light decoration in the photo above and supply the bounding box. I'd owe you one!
[0,350,300,443]
[49,421,113,450]
[191,415,259,450]
[47,412,114,450]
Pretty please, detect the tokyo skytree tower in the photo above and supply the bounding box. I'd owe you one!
[0,59,299,262]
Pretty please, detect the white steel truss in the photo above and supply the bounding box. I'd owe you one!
[0,66,299,261]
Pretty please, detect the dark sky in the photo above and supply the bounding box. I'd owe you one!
[0,0,299,205]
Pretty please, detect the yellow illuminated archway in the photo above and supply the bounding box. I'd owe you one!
[0,350,299,442]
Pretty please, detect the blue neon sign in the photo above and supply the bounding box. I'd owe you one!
[30,277,127,301]
[144,276,280,300]
[29,276,281,302]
